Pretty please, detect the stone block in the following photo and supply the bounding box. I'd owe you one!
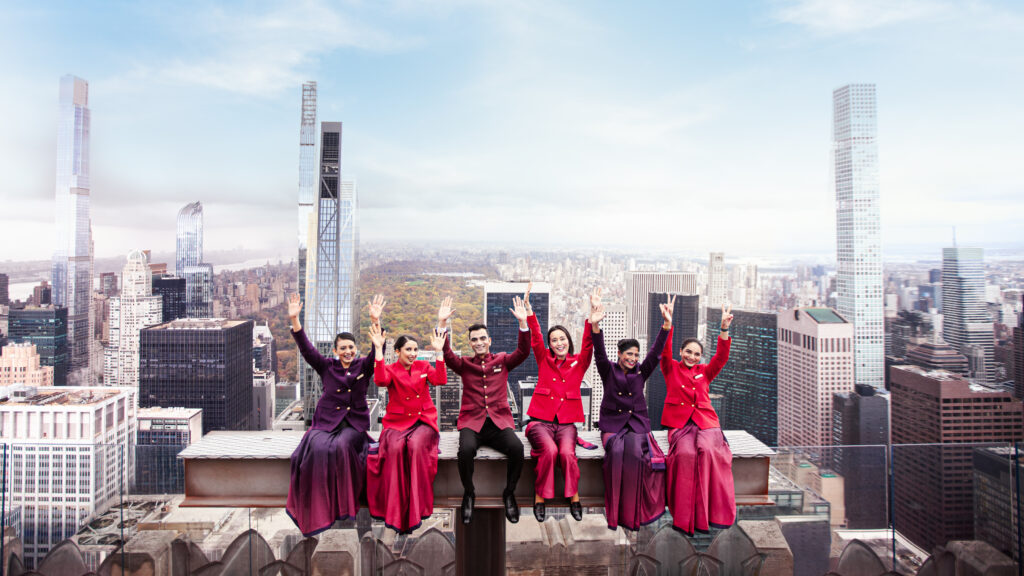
[311,529,360,576]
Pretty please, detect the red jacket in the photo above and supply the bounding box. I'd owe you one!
[374,359,447,432]
[442,329,530,432]
[660,329,731,430]
[525,314,594,424]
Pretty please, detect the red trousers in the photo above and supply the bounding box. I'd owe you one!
[367,422,439,533]
[526,420,580,499]
[666,421,736,534]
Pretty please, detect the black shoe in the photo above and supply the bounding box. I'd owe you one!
[533,501,546,523]
[461,493,474,524]
[503,491,520,523]
[569,499,583,521]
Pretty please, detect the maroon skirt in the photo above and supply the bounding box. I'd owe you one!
[601,428,666,530]
[665,421,736,534]
[286,422,368,536]
[366,421,440,533]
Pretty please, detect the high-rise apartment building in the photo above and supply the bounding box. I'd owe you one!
[134,406,202,494]
[51,75,94,384]
[484,281,550,421]
[8,306,68,386]
[297,81,318,328]
[706,252,727,309]
[833,83,884,390]
[140,318,254,433]
[973,447,1022,561]
[831,383,890,528]
[646,293,700,430]
[302,121,359,420]
[777,307,855,447]
[942,246,994,383]
[586,303,627,421]
[151,275,186,322]
[0,385,136,568]
[252,322,276,373]
[103,251,163,387]
[626,271,698,344]
[0,272,9,305]
[890,365,1023,551]
[0,343,54,386]
[705,308,778,446]
[176,202,213,318]
[99,272,118,297]
[33,281,52,307]
[1015,295,1023,399]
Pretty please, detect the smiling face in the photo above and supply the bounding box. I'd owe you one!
[468,327,491,356]
[680,341,703,367]
[398,339,419,367]
[617,346,640,370]
[333,337,357,365]
[548,328,571,359]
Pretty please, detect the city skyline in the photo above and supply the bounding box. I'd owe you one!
[2,1,1023,262]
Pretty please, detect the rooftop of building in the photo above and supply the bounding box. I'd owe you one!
[0,385,128,407]
[137,406,203,419]
[802,307,848,324]
[148,318,247,331]
[892,364,1008,394]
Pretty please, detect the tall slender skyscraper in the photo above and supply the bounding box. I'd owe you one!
[297,81,318,322]
[51,75,94,383]
[176,202,213,317]
[942,246,994,382]
[706,252,727,309]
[833,83,884,389]
[303,123,359,420]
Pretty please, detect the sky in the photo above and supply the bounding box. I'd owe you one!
[1,0,1023,263]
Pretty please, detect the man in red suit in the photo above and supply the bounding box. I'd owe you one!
[437,293,531,524]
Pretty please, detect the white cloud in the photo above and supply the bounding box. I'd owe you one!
[771,0,954,34]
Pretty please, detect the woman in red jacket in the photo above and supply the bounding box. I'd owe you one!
[660,296,736,535]
[366,323,448,534]
[524,283,595,522]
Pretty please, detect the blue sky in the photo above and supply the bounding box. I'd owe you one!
[1,0,1022,262]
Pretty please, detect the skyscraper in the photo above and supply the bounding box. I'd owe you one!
[627,271,699,342]
[831,383,890,529]
[134,406,202,495]
[0,272,9,305]
[140,318,254,433]
[705,307,778,446]
[484,281,551,420]
[706,252,727,309]
[103,251,163,387]
[176,202,213,317]
[8,306,68,386]
[303,122,359,420]
[0,342,54,386]
[1014,295,1023,399]
[833,83,884,389]
[151,275,186,322]
[777,307,854,447]
[890,365,1023,551]
[51,75,94,384]
[297,81,318,326]
[941,246,994,383]
[646,293,700,430]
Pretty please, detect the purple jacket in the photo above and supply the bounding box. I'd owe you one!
[595,327,668,434]
[292,328,375,433]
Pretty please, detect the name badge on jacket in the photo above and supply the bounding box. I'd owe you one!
[695,374,704,380]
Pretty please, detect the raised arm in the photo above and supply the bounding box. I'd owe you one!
[428,329,448,385]
[588,288,609,377]
[505,294,532,368]
[369,323,390,385]
[705,303,733,380]
[288,293,329,373]
[643,298,674,378]
[659,296,677,374]
[524,282,547,359]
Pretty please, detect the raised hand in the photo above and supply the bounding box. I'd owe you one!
[437,296,455,327]
[660,294,676,324]
[368,294,386,326]
[510,295,529,322]
[523,281,533,314]
[368,322,387,349]
[590,302,605,325]
[589,287,602,311]
[430,327,446,352]
[721,302,734,330]
[287,293,303,318]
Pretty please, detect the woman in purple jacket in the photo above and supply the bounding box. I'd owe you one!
[590,288,669,531]
[285,292,384,536]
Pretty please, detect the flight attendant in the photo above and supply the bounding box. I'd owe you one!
[366,323,448,533]
[436,294,531,524]
[660,296,736,535]
[590,288,669,531]
[285,292,384,536]
[524,283,594,522]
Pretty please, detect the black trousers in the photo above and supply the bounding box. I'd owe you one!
[458,418,524,495]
